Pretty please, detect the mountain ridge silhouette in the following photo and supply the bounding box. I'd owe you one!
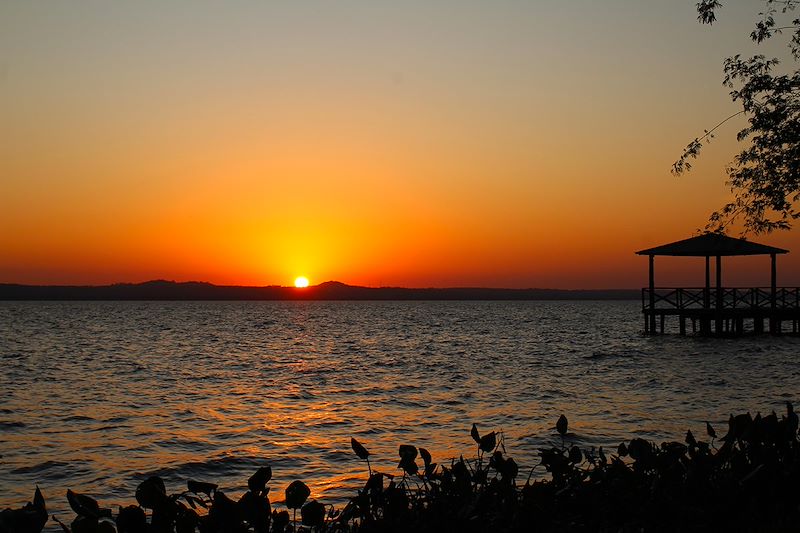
[0,280,639,301]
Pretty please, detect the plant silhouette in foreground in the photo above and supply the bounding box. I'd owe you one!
[3,404,800,532]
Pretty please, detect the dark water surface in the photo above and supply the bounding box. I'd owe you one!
[2,300,799,523]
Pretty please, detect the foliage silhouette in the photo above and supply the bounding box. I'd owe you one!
[673,0,800,233]
[4,404,800,531]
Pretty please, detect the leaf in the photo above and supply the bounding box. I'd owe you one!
[479,432,497,453]
[248,466,273,494]
[300,500,326,528]
[398,457,419,476]
[425,462,438,476]
[135,476,168,510]
[503,457,519,480]
[285,480,310,510]
[471,423,480,444]
[617,442,628,457]
[569,446,582,464]
[556,415,568,436]
[351,438,369,461]
[706,421,717,439]
[419,447,432,467]
[398,444,417,461]
[175,507,199,533]
[686,429,697,447]
[272,510,290,532]
[238,490,270,533]
[187,480,217,496]
[628,438,651,461]
[66,489,100,518]
[210,491,240,526]
[33,486,46,513]
[364,473,384,493]
[116,505,147,533]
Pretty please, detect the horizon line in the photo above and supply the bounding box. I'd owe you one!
[0,279,643,292]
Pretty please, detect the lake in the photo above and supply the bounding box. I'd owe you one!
[2,300,799,525]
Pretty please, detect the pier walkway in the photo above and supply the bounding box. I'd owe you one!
[642,286,800,335]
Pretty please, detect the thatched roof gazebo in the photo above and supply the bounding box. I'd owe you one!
[635,233,796,335]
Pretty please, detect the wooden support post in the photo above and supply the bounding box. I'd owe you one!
[679,316,686,335]
[649,255,656,334]
[771,253,777,335]
[660,313,665,333]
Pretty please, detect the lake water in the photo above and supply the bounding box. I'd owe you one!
[2,300,800,525]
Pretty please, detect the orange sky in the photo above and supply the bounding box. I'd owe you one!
[2,2,799,288]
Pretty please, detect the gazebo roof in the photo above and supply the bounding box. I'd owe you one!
[636,233,788,257]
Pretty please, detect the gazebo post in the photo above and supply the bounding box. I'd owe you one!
[771,253,778,334]
[648,255,656,334]
[715,255,723,334]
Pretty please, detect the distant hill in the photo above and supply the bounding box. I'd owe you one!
[0,280,639,301]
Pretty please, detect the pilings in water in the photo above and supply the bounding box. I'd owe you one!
[642,310,798,336]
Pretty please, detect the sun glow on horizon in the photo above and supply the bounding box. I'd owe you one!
[294,276,310,288]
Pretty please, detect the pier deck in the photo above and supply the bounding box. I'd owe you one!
[642,287,800,335]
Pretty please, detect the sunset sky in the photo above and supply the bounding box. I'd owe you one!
[2,1,799,288]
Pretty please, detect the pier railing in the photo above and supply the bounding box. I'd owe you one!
[642,287,800,311]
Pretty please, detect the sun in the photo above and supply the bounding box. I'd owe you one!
[294,276,310,288]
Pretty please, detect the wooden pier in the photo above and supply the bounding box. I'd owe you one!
[642,286,800,335]
[637,233,800,336]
